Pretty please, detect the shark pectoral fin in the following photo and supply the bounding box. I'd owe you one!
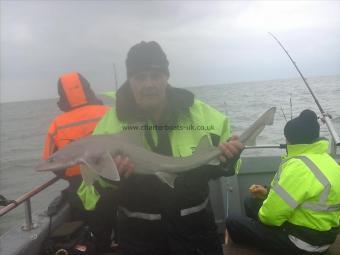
[80,165,99,185]
[155,172,178,189]
[98,152,121,181]
[119,127,145,147]
[81,152,120,182]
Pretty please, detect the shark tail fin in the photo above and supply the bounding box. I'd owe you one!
[245,126,265,146]
[239,107,276,145]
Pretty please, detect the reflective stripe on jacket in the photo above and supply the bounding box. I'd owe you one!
[259,139,340,232]
[43,104,109,177]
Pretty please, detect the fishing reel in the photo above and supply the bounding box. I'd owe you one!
[0,194,16,206]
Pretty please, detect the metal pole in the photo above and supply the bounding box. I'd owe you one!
[324,117,338,154]
[21,198,37,231]
[113,63,118,90]
[245,144,286,149]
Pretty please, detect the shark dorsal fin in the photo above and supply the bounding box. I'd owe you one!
[118,127,145,147]
[195,135,214,154]
[195,135,220,165]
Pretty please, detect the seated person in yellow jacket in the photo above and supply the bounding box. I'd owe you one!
[226,109,340,255]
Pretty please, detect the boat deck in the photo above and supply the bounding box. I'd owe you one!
[222,234,340,255]
[100,235,340,255]
[223,244,271,255]
[330,235,340,255]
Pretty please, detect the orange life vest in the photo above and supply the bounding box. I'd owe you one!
[43,72,109,177]
[43,104,109,176]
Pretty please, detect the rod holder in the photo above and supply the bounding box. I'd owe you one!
[21,199,37,231]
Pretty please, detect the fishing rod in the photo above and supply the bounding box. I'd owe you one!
[113,62,118,90]
[269,32,340,146]
[246,144,286,149]
[280,107,288,122]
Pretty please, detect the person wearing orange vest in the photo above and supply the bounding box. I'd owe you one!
[43,72,113,252]
[43,72,109,175]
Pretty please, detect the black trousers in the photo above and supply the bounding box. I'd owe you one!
[226,197,326,255]
[65,176,117,253]
[117,208,223,255]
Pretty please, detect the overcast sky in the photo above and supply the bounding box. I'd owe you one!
[1,1,339,103]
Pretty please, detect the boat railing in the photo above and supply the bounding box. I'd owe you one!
[246,143,338,155]
[0,134,338,234]
[0,176,60,231]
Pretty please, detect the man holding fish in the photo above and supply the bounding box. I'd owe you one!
[38,41,245,254]
[88,41,244,255]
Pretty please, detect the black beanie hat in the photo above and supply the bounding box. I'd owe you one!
[126,41,169,78]
[284,109,320,144]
